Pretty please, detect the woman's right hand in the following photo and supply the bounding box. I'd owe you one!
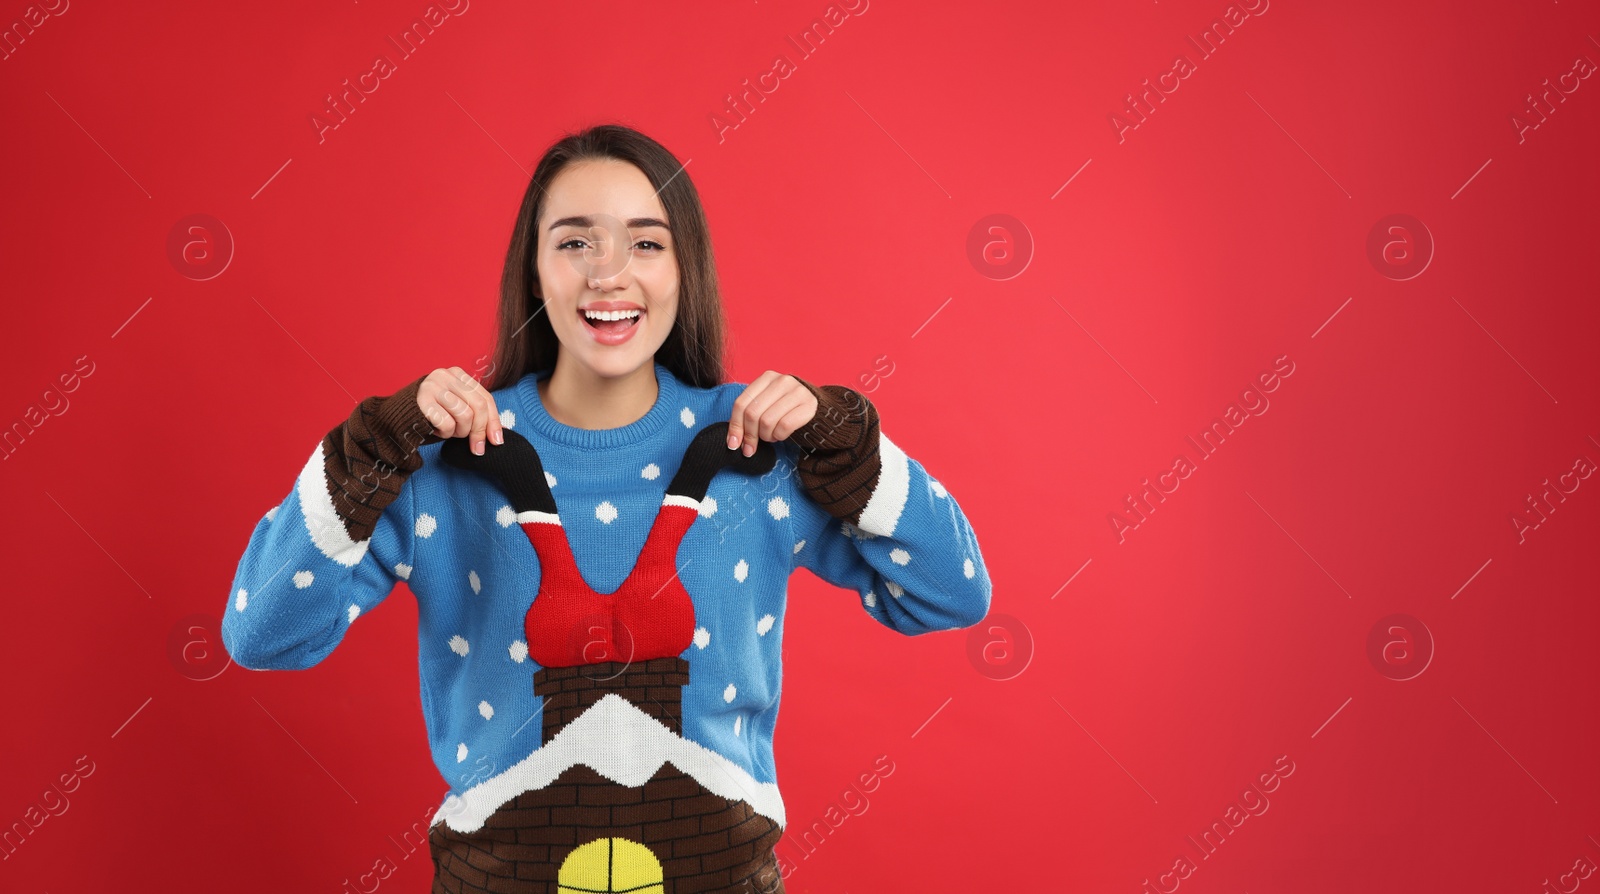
[417,367,504,456]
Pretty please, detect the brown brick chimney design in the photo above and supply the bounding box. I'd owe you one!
[427,424,787,893]
[533,658,691,746]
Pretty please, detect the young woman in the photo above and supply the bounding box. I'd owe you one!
[224,124,991,894]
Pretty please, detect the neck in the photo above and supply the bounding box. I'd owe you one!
[538,357,659,430]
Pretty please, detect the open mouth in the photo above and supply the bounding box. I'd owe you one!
[580,308,642,335]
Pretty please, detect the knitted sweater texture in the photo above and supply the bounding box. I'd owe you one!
[222,361,991,893]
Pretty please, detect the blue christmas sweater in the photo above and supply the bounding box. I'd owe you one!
[222,361,991,893]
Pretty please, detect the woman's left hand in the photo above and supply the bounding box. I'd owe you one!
[727,370,818,457]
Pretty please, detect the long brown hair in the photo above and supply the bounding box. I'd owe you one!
[481,124,726,392]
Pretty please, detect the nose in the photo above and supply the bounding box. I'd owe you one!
[588,268,628,292]
[576,221,633,290]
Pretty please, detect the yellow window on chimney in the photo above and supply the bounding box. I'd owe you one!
[558,836,665,894]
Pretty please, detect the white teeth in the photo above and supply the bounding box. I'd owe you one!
[583,309,641,322]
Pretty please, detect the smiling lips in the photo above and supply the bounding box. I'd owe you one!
[580,306,642,345]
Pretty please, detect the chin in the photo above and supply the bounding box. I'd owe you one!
[575,347,658,379]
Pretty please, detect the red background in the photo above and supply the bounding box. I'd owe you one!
[4,0,1599,890]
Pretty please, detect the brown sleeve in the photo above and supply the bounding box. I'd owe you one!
[319,374,444,543]
[786,375,882,526]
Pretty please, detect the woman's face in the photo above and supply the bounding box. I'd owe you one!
[535,158,679,381]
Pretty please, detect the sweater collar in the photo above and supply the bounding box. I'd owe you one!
[514,361,681,450]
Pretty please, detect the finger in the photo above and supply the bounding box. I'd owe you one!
[433,383,476,439]
[446,376,492,455]
[469,402,490,455]
[486,392,504,446]
[415,372,452,438]
[771,404,819,444]
[420,399,455,439]
[446,365,486,409]
[418,373,461,438]
[739,376,786,456]
[757,387,810,442]
[751,375,812,447]
[727,370,778,450]
[456,370,504,447]
[445,371,491,456]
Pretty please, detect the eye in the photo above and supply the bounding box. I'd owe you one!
[557,237,588,251]
[635,239,666,252]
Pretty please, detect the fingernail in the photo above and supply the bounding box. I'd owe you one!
[473,440,484,455]
[727,434,738,449]
[743,443,754,456]
[491,429,503,445]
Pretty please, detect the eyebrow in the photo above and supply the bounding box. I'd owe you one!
[547,215,671,232]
